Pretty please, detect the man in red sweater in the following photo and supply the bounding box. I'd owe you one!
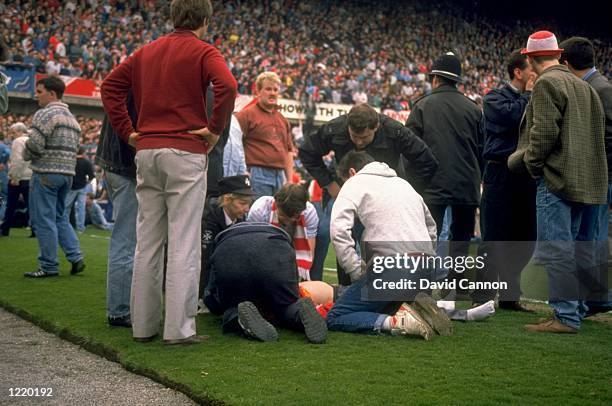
[101,0,237,345]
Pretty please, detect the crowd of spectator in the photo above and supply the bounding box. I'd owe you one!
[1,0,611,111]
[1,112,102,159]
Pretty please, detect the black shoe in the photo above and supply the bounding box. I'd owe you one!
[298,297,327,344]
[108,315,132,328]
[24,269,59,278]
[499,301,534,313]
[70,260,85,275]
[413,292,453,336]
[237,301,278,342]
[585,305,612,318]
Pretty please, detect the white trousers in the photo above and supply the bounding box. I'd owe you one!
[131,148,207,340]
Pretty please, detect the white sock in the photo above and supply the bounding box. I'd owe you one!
[436,300,455,312]
[466,300,495,321]
[381,316,393,332]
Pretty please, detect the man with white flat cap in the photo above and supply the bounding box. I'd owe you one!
[509,31,607,334]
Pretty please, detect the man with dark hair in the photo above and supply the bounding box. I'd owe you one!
[247,183,318,280]
[23,77,85,278]
[299,103,437,283]
[472,50,537,311]
[65,146,94,233]
[328,151,452,339]
[405,51,485,296]
[101,0,237,345]
[509,31,607,333]
[560,36,612,316]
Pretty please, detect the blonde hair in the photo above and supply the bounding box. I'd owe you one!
[255,71,281,91]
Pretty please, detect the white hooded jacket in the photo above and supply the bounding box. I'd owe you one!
[330,162,437,280]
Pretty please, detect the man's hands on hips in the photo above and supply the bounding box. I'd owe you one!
[188,127,220,149]
[128,132,140,148]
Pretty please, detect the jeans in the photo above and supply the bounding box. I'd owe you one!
[105,172,137,318]
[29,173,83,274]
[583,182,612,310]
[249,166,285,199]
[439,206,452,242]
[327,276,401,334]
[0,180,29,236]
[88,201,114,230]
[65,187,87,232]
[310,198,334,281]
[536,179,598,329]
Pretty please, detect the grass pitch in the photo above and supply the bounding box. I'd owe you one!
[0,228,611,405]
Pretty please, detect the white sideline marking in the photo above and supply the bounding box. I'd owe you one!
[87,234,111,240]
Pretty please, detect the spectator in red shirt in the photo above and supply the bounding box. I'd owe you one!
[101,0,237,346]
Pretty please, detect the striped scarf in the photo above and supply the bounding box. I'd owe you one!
[270,201,312,281]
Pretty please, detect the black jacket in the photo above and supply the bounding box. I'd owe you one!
[95,92,137,178]
[201,202,244,280]
[586,70,612,176]
[406,84,484,205]
[482,84,530,161]
[298,113,438,194]
[205,87,231,198]
[72,157,95,190]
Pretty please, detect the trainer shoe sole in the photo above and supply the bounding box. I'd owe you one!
[414,292,453,336]
[237,301,278,342]
[24,270,59,278]
[298,297,327,344]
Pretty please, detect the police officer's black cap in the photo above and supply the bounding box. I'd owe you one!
[219,175,255,196]
[428,52,464,83]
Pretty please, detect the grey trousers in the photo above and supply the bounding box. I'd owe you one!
[131,148,207,340]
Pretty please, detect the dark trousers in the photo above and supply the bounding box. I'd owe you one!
[428,202,477,288]
[204,226,303,333]
[473,162,536,302]
[0,180,29,236]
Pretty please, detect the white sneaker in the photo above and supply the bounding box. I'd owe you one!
[390,304,434,340]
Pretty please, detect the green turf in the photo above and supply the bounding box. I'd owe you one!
[1,228,611,405]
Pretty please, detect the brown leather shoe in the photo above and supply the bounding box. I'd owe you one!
[499,301,534,313]
[524,318,578,334]
[163,335,210,346]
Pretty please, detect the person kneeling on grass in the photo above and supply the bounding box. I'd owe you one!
[300,281,494,323]
[246,183,318,281]
[199,175,255,311]
[85,193,113,231]
[326,151,494,340]
[204,222,327,344]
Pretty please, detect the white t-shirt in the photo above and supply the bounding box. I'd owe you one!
[247,196,318,238]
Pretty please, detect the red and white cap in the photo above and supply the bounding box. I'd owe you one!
[521,31,564,56]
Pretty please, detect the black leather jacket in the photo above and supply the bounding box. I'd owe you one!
[299,113,438,195]
[95,92,137,178]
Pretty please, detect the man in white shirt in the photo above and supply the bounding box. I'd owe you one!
[1,123,32,236]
